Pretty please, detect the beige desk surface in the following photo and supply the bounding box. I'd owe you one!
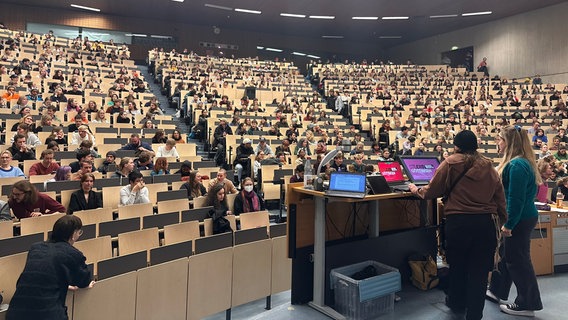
[292,186,413,202]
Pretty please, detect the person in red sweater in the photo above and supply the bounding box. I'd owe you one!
[8,180,66,219]
[29,149,60,176]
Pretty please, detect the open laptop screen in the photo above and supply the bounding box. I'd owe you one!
[399,156,440,184]
[328,172,366,193]
[377,161,405,183]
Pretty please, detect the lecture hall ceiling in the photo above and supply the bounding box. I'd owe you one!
[8,0,568,48]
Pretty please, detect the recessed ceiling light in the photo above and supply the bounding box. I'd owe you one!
[265,47,283,52]
[280,13,306,18]
[292,52,306,56]
[151,35,172,39]
[429,14,459,19]
[307,55,320,59]
[462,11,492,17]
[309,15,335,20]
[125,33,147,37]
[379,36,402,39]
[352,16,379,20]
[204,4,232,11]
[171,0,184,2]
[381,16,409,20]
[234,8,262,14]
[322,35,344,39]
[70,4,100,12]
[256,46,265,50]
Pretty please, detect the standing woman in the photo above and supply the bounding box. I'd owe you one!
[67,173,103,214]
[409,130,507,320]
[6,215,95,320]
[487,126,543,317]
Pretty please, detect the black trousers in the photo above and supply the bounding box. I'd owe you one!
[489,216,543,311]
[445,214,497,320]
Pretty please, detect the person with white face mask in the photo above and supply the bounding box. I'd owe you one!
[233,177,265,216]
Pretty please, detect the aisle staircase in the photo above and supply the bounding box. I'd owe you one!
[137,65,211,160]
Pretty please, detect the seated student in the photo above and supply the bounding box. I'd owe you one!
[68,114,84,133]
[350,153,366,173]
[71,161,94,181]
[45,127,68,146]
[151,157,169,176]
[135,151,154,171]
[233,177,265,216]
[116,110,131,124]
[120,133,154,157]
[180,171,207,200]
[156,139,179,159]
[46,140,60,153]
[29,149,60,176]
[234,138,255,184]
[112,157,135,179]
[205,183,233,234]
[98,151,117,174]
[70,125,96,147]
[75,140,100,159]
[10,114,36,132]
[11,123,42,149]
[175,160,192,181]
[330,152,348,172]
[69,150,93,173]
[275,138,292,156]
[208,168,238,194]
[0,150,25,177]
[378,148,394,161]
[119,171,150,206]
[8,133,36,161]
[151,130,168,144]
[290,164,305,183]
[48,166,72,185]
[67,173,103,214]
[536,159,554,203]
[551,176,568,202]
[8,180,66,219]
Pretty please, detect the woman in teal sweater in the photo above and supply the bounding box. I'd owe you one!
[487,125,543,317]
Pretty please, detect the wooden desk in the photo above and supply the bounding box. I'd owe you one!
[289,186,414,320]
[531,212,553,275]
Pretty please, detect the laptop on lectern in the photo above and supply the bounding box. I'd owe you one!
[366,175,393,195]
[377,161,410,191]
[324,172,367,199]
[399,156,440,186]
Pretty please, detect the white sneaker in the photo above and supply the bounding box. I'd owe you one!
[500,303,535,317]
[485,289,501,304]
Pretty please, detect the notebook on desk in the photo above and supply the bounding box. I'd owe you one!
[377,161,410,191]
[324,172,367,199]
[399,156,440,186]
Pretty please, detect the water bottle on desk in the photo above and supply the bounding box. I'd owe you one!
[557,191,564,208]
[304,159,314,189]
